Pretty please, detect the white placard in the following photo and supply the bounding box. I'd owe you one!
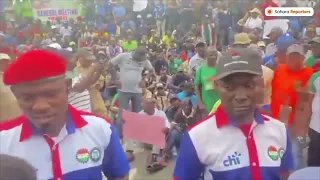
[133,0,148,12]
[263,19,289,38]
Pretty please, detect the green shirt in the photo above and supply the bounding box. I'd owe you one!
[308,71,320,94]
[122,40,138,52]
[305,56,316,67]
[194,65,219,112]
[169,58,182,74]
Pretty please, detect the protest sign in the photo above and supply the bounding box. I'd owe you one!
[133,0,148,12]
[263,19,289,38]
[122,110,166,148]
[32,0,80,22]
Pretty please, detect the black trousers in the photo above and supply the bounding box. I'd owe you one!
[308,128,320,166]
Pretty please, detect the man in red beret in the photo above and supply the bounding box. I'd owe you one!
[0,50,130,180]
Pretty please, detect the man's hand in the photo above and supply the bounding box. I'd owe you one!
[279,99,292,125]
[162,127,169,134]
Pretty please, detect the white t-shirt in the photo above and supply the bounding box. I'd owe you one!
[68,74,92,112]
[244,17,263,30]
[59,26,72,37]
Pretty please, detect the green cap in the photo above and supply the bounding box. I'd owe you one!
[76,48,96,61]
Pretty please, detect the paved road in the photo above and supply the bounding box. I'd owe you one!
[128,150,175,180]
[124,142,175,180]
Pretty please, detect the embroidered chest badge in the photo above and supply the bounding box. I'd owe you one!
[267,146,279,161]
[278,148,285,159]
[76,148,90,163]
[90,147,101,162]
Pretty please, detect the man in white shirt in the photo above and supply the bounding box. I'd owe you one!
[125,98,170,169]
[59,22,73,38]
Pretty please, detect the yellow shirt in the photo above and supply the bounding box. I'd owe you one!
[76,67,108,118]
[162,35,171,48]
[209,100,221,115]
[0,74,22,122]
[182,61,189,73]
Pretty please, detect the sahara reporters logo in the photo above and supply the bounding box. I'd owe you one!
[265,7,314,16]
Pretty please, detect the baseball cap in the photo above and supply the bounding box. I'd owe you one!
[257,41,266,47]
[276,33,296,52]
[0,53,11,61]
[98,50,106,55]
[76,48,96,61]
[177,65,184,72]
[47,43,62,50]
[308,37,320,44]
[216,48,262,80]
[195,39,206,47]
[234,33,251,45]
[156,83,164,88]
[286,44,304,56]
[137,15,142,18]
[267,27,283,37]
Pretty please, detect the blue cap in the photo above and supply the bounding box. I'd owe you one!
[276,33,296,52]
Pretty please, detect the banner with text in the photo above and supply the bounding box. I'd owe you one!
[32,0,80,22]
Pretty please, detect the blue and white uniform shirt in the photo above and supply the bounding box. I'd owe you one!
[0,105,130,180]
[173,106,293,180]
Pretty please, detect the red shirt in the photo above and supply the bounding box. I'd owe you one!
[260,1,278,20]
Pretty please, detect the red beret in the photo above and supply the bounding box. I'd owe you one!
[3,50,66,85]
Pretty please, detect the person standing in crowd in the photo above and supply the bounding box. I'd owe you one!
[199,15,216,47]
[216,3,233,51]
[0,154,37,180]
[305,37,320,67]
[113,1,127,23]
[180,0,195,31]
[165,0,180,32]
[76,49,108,118]
[173,48,293,180]
[0,50,129,180]
[0,53,21,122]
[68,49,103,112]
[306,63,320,166]
[153,0,166,37]
[265,27,283,56]
[194,47,219,115]
[270,44,314,170]
[188,40,207,74]
[264,33,296,70]
[109,47,154,138]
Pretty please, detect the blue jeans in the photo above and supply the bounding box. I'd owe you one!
[291,137,305,170]
[115,91,142,138]
[166,129,182,153]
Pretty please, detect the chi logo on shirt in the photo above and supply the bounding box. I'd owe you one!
[267,146,279,161]
[223,152,241,167]
[90,147,101,162]
[76,148,90,163]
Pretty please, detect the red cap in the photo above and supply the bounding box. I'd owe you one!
[3,50,66,85]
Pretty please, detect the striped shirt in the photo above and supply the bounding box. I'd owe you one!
[68,74,92,112]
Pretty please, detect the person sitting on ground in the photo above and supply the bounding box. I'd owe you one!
[125,98,170,172]
[167,66,192,94]
[177,82,197,107]
[165,94,181,122]
[154,83,170,111]
[164,98,196,158]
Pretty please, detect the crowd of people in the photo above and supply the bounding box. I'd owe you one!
[0,0,320,179]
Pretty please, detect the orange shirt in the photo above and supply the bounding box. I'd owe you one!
[270,64,314,124]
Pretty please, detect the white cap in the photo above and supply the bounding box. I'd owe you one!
[47,43,62,50]
[51,25,56,29]
[0,53,11,60]
[137,15,142,18]
[65,47,73,51]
